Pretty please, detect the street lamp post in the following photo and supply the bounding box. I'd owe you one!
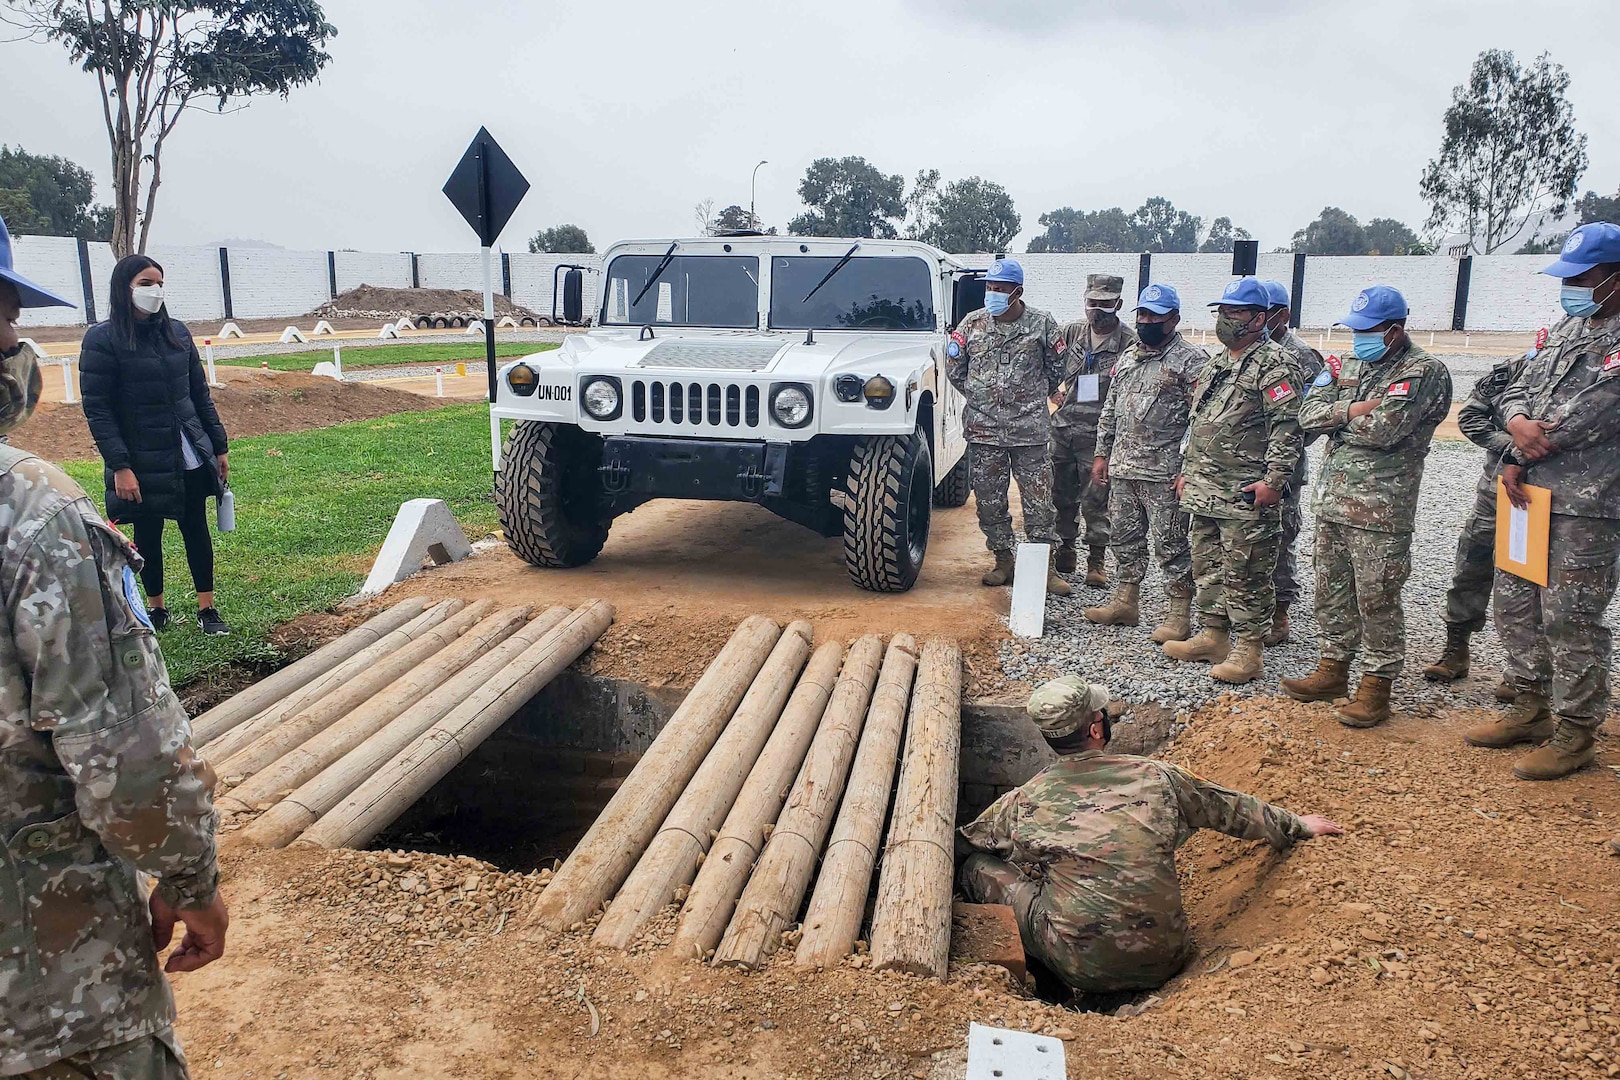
[750,160,768,223]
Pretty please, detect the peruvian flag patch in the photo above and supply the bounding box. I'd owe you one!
[1054,337,1069,354]
[1266,381,1295,403]
[1603,350,1620,372]
[1386,380,1412,398]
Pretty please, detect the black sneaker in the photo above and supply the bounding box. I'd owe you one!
[198,608,231,636]
[149,607,170,632]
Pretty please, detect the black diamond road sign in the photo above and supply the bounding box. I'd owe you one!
[443,127,529,248]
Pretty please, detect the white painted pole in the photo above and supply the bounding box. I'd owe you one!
[1324,326,1332,344]
[1465,333,1471,348]
[1317,333,1324,351]
[435,366,444,397]
[204,340,221,387]
[61,359,76,404]
[333,343,343,381]
[1429,331,1435,346]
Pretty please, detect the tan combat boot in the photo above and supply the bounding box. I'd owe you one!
[1150,594,1193,644]
[1263,602,1291,647]
[1054,543,1078,574]
[1047,553,1072,597]
[1085,546,1109,588]
[1210,636,1264,684]
[1463,693,1553,748]
[1512,721,1595,781]
[982,550,1016,587]
[1492,679,1517,704]
[1083,583,1139,625]
[1421,625,1471,682]
[1164,624,1230,663]
[1334,675,1392,728]
[1280,658,1352,702]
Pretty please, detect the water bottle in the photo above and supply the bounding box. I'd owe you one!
[217,486,236,532]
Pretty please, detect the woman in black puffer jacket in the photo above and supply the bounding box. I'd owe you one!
[81,254,232,636]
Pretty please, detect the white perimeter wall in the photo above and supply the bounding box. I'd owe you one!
[9,238,1570,333]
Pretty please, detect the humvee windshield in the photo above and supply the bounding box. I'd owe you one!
[770,255,935,331]
[602,254,759,328]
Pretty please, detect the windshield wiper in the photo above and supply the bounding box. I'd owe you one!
[800,242,860,304]
[630,241,679,309]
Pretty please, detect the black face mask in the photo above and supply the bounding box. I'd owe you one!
[1136,321,1170,348]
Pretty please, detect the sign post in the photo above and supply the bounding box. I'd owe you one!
[443,127,530,406]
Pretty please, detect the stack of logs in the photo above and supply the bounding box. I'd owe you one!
[527,616,963,977]
[193,595,613,850]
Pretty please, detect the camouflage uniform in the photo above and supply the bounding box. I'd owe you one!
[959,750,1310,993]
[1180,339,1304,639]
[1050,320,1133,551]
[1094,331,1204,592]
[1298,343,1453,678]
[1,443,218,1077]
[946,306,1068,551]
[1444,356,1530,637]
[1494,314,1620,728]
[1274,330,1325,606]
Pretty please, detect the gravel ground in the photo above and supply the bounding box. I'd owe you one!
[1001,438,1620,716]
[340,363,483,383]
[201,329,568,361]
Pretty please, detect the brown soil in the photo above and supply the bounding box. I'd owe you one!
[312,285,539,321]
[175,696,1619,1079]
[6,366,440,462]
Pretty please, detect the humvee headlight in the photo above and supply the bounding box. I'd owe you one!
[507,363,538,396]
[862,375,895,409]
[770,383,813,428]
[581,376,622,420]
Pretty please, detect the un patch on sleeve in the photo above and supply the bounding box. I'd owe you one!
[123,566,154,631]
[1312,368,1333,388]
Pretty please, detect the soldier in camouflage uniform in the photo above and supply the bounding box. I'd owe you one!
[959,675,1340,996]
[1051,274,1133,586]
[945,258,1070,595]
[1162,278,1304,685]
[1086,283,1203,642]
[1468,223,1620,781]
[0,215,225,1080]
[1423,346,1540,701]
[1280,286,1452,728]
[1262,280,1326,646]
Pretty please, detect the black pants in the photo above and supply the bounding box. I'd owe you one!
[132,467,215,598]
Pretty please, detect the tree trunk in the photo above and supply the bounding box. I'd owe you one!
[712,635,884,970]
[528,616,784,932]
[668,639,845,961]
[592,622,814,950]
[794,635,918,968]
[868,641,962,979]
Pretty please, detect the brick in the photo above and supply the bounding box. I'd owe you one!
[950,901,1025,985]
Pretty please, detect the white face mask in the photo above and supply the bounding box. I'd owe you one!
[131,283,166,315]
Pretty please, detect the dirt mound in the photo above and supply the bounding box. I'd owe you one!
[175,697,1617,1078]
[7,367,440,462]
[311,284,539,321]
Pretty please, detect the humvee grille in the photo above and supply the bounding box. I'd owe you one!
[631,379,763,430]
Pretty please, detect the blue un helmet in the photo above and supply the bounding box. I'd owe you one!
[984,258,1024,286]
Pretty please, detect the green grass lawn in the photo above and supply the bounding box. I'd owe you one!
[60,403,502,691]
[218,341,556,372]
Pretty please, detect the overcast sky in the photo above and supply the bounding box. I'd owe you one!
[6,0,1618,255]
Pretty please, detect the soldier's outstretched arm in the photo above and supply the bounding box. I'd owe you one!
[958,788,1020,857]
[9,493,219,912]
[1340,365,1453,449]
[1161,762,1314,850]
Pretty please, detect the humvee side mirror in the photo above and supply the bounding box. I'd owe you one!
[951,275,987,329]
[563,268,585,325]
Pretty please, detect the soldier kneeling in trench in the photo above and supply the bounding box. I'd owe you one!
[958,677,1341,998]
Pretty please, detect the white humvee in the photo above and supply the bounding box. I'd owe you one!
[489,235,985,592]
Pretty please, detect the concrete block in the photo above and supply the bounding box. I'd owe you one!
[1008,542,1049,638]
[377,323,401,340]
[278,325,308,344]
[464,320,486,335]
[951,903,1026,986]
[358,498,472,597]
[310,361,342,381]
[497,315,519,329]
[311,319,336,336]
[965,1022,1064,1080]
[218,321,245,339]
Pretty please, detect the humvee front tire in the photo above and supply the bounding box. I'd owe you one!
[843,426,932,592]
[932,445,971,508]
[497,422,613,568]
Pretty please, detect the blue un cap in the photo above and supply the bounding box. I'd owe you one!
[1133,282,1181,314]
[0,215,76,309]
[1208,276,1269,309]
[984,258,1024,286]
[1540,222,1620,279]
[1341,285,1409,330]
[1261,279,1291,309]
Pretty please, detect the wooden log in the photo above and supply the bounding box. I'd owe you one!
[219,605,530,814]
[712,634,884,969]
[593,621,814,950]
[190,597,430,746]
[242,606,571,849]
[669,639,845,961]
[529,615,783,932]
[868,640,962,979]
[795,634,918,968]
[215,599,495,782]
[296,600,614,850]
[201,599,461,762]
